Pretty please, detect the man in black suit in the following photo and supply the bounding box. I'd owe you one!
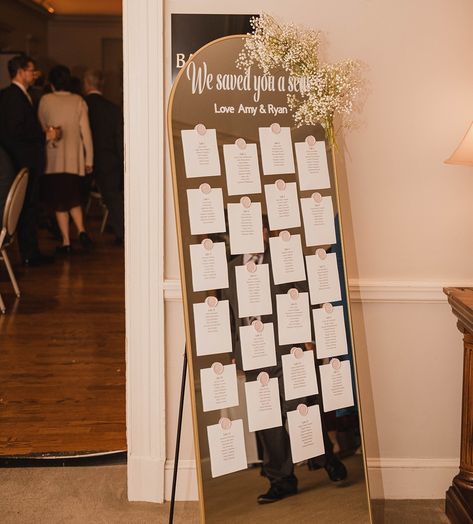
[0,145,15,221]
[83,69,124,242]
[0,55,53,265]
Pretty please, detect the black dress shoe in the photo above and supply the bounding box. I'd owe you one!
[324,456,348,482]
[257,485,298,504]
[23,253,54,266]
[56,245,72,255]
[79,231,93,249]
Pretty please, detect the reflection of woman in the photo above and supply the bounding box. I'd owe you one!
[38,65,93,253]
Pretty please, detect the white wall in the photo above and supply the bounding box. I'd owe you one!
[159,0,472,501]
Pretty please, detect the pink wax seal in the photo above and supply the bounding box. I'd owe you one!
[195,123,207,135]
[297,404,309,417]
[200,183,211,195]
[306,135,316,147]
[270,123,281,134]
[246,261,257,273]
[258,371,270,386]
[253,319,264,332]
[331,358,341,370]
[202,238,214,251]
[206,296,218,308]
[219,417,232,430]
[291,347,304,359]
[279,230,291,242]
[276,179,286,191]
[323,302,333,314]
[289,288,299,301]
[316,248,327,260]
[312,192,323,203]
[212,362,224,375]
[240,196,251,209]
[236,138,247,150]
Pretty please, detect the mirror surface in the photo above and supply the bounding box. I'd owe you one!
[168,36,371,523]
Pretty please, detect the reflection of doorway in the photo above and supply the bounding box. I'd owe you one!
[102,38,123,107]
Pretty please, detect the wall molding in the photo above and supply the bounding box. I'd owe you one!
[164,278,472,304]
[164,459,199,501]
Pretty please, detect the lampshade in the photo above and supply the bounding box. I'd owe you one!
[445,122,473,166]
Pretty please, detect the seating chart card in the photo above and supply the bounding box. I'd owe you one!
[193,297,232,356]
[319,359,355,412]
[269,231,306,285]
[287,404,325,463]
[301,193,336,247]
[258,123,295,175]
[187,184,226,235]
[239,320,277,371]
[223,138,262,195]
[235,262,272,318]
[264,180,301,231]
[181,124,221,178]
[227,198,264,255]
[244,373,283,432]
[306,249,342,305]
[276,289,312,345]
[295,136,331,191]
[281,347,318,401]
[312,303,348,359]
[200,362,239,412]
[207,418,248,478]
[190,239,229,292]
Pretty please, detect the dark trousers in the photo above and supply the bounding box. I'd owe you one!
[96,169,124,239]
[17,168,40,259]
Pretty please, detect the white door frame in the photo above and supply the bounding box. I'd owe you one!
[123,0,167,502]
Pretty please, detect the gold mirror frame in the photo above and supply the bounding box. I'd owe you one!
[168,34,372,524]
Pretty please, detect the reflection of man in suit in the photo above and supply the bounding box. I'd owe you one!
[0,55,54,265]
[222,224,347,504]
[83,69,124,242]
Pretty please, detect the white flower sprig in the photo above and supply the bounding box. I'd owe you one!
[238,14,364,146]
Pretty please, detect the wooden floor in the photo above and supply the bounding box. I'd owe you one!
[0,214,126,456]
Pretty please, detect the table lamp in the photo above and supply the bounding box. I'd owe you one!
[445,122,473,165]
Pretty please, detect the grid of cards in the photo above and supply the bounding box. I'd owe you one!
[181,123,355,478]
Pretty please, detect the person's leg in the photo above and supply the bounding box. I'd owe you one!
[55,211,70,246]
[69,205,85,234]
[17,168,40,259]
[96,170,124,239]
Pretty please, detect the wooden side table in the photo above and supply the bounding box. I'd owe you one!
[444,287,473,523]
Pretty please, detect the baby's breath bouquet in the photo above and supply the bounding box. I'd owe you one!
[237,14,363,147]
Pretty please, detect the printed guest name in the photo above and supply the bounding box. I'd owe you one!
[214,103,288,116]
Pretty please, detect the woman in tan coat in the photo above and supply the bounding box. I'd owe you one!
[38,65,93,253]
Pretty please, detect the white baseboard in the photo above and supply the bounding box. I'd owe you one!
[164,459,199,501]
[367,458,458,500]
[127,455,166,503]
[160,458,458,501]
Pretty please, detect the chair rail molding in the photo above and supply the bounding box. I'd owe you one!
[124,0,166,503]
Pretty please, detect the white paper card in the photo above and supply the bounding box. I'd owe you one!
[287,405,325,463]
[239,322,277,371]
[190,242,228,292]
[276,291,312,345]
[187,187,226,235]
[245,377,283,432]
[200,364,239,412]
[301,196,336,246]
[313,305,348,359]
[306,253,342,305]
[207,419,248,477]
[259,125,295,175]
[264,182,301,231]
[227,201,264,255]
[235,264,272,318]
[269,233,306,285]
[223,143,261,195]
[181,128,221,178]
[193,300,232,356]
[282,350,318,401]
[295,140,331,191]
[319,360,355,412]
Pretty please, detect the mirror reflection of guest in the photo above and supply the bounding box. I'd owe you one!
[38,65,94,253]
[221,223,347,504]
